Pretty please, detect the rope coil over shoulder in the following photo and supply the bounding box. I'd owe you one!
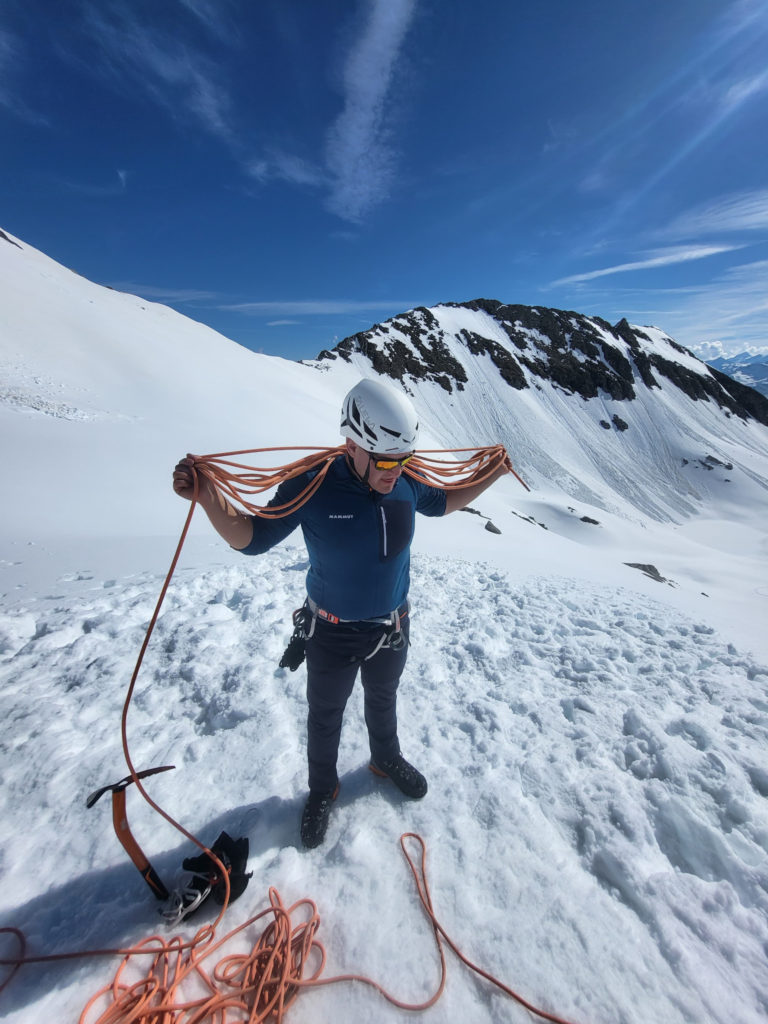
[190,442,529,520]
[0,445,586,1024]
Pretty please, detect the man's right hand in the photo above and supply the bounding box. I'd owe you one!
[172,455,198,502]
[171,455,253,549]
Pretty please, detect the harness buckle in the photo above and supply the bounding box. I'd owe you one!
[315,607,340,625]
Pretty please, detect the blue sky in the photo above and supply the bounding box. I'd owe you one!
[3,0,767,361]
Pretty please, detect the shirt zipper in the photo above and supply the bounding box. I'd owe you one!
[379,505,387,558]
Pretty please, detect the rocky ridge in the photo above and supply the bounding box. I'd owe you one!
[316,299,768,428]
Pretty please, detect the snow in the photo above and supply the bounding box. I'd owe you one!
[1,230,768,1023]
[633,325,716,374]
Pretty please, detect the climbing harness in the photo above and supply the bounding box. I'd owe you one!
[279,597,409,670]
[0,444,586,1024]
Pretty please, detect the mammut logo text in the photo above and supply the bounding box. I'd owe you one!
[328,514,354,519]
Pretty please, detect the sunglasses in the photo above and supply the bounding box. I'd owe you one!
[368,452,415,471]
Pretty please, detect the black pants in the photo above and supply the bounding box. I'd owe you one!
[305,617,410,792]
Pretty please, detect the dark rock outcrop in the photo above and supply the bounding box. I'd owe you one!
[316,300,768,426]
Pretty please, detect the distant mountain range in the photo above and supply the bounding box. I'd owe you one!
[705,351,768,398]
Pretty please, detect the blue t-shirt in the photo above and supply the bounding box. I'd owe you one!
[239,455,446,619]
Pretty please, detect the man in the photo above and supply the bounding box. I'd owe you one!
[173,377,511,848]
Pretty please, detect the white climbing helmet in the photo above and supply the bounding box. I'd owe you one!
[340,378,419,454]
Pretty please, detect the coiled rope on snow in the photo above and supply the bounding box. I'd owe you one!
[1,445,586,1024]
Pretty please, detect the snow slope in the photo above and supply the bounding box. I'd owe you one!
[0,230,337,539]
[1,230,768,1023]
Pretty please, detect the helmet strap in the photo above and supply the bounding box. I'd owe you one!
[345,451,372,488]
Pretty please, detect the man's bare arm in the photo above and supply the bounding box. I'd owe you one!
[172,456,254,550]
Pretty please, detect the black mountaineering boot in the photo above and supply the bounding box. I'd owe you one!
[300,785,339,849]
[370,755,428,799]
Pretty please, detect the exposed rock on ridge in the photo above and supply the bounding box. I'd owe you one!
[319,306,469,394]
[317,299,768,427]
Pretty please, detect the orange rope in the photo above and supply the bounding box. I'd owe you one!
[0,445,586,1024]
[188,443,529,520]
[3,838,579,1024]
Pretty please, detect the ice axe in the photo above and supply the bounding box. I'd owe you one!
[87,764,252,926]
[86,765,175,901]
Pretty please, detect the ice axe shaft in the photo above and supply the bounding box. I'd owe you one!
[111,788,170,900]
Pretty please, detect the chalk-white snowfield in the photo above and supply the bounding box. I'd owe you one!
[1,230,767,1023]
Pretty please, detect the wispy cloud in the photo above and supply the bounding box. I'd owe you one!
[178,0,240,44]
[82,8,234,141]
[573,5,768,223]
[662,189,768,239]
[636,70,768,203]
[721,68,768,111]
[247,1,418,221]
[266,319,302,327]
[247,152,327,189]
[221,300,415,316]
[324,0,417,221]
[576,259,768,354]
[0,28,48,124]
[551,245,741,286]
[76,2,416,222]
[55,169,130,198]
[109,283,220,303]
[645,260,768,352]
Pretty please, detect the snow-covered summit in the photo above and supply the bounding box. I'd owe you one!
[313,299,768,523]
[317,299,768,421]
